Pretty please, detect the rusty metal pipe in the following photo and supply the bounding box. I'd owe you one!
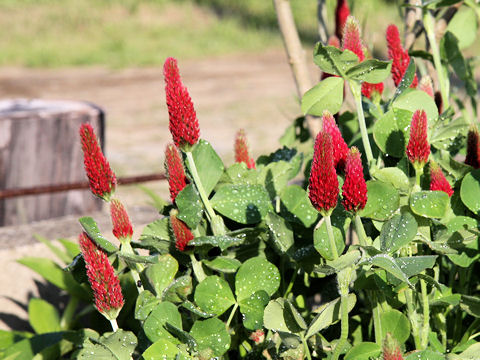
[0,173,166,199]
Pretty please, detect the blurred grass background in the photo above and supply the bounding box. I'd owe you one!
[0,0,401,68]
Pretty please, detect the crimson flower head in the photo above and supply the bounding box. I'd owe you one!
[164,57,200,149]
[110,199,133,242]
[382,333,404,360]
[234,129,256,169]
[308,131,339,216]
[79,232,124,320]
[465,128,480,169]
[342,147,368,213]
[430,162,453,197]
[361,82,384,99]
[406,110,430,168]
[165,143,188,203]
[80,123,116,201]
[335,0,350,39]
[386,24,418,88]
[419,76,434,98]
[322,110,349,169]
[170,213,194,251]
[342,16,365,61]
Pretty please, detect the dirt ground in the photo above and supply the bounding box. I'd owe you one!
[0,50,319,331]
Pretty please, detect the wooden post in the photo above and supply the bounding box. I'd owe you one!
[0,99,104,226]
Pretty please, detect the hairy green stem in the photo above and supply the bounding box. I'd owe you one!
[283,268,298,298]
[325,215,339,259]
[405,289,422,349]
[110,319,119,332]
[332,294,349,360]
[301,333,313,360]
[60,297,79,330]
[354,215,369,247]
[350,81,374,171]
[371,292,383,345]
[420,279,430,349]
[226,303,239,330]
[423,10,449,108]
[189,253,206,283]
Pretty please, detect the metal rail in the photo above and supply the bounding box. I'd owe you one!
[0,173,166,199]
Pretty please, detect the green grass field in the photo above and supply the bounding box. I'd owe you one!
[0,0,401,68]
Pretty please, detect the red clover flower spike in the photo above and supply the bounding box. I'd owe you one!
[382,333,404,360]
[79,232,124,320]
[308,131,339,216]
[234,129,256,169]
[164,57,200,149]
[386,24,418,88]
[406,110,430,168]
[361,82,384,100]
[110,199,133,242]
[342,16,364,61]
[335,0,350,40]
[80,123,116,201]
[170,213,194,251]
[430,162,453,197]
[465,128,480,169]
[342,147,368,213]
[165,143,188,203]
[419,76,434,98]
[322,110,349,170]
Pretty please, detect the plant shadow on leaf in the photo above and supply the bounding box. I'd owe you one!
[385,130,405,157]
[245,204,262,224]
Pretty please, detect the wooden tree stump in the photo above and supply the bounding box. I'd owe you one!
[0,99,104,226]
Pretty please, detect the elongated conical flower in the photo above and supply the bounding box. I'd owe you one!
[234,129,256,169]
[335,0,350,39]
[419,76,434,98]
[382,333,404,360]
[406,110,430,168]
[80,123,116,201]
[342,147,367,212]
[430,162,453,197]
[170,213,194,251]
[342,16,365,61]
[386,24,418,87]
[164,57,200,148]
[308,131,339,216]
[79,232,124,320]
[465,128,480,169]
[361,82,384,99]
[322,110,349,169]
[165,143,188,203]
[110,199,133,242]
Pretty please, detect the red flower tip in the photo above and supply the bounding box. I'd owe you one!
[342,16,365,61]
[79,232,124,320]
[80,123,116,201]
[249,330,265,344]
[110,199,133,242]
[165,143,188,203]
[465,128,480,169]
[418,76,434,98]
[383,333,404,360]
[342,147,368,213]
[362,82,384,99]
[164,57,200,149]
[335,0,351,40]
[386,24,418,88]
[328,35,341,48]
[322,110,349,169]
[308,130,339,216]
[430,162,453,197]
[406,110,430,168]
[170,213,194,251]
[234,129,256,169]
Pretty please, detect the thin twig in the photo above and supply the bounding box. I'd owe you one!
[273,0,321,138]
[317,0,328,44]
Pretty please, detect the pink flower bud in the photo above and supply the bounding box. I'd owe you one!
[342,147,368,212]
[79,123,116,201]
[406,110,430,168]
[342,16,365,61]
[322,110,349,169]
[335,0,350,40]
[79,232,124,320]
[430,162,453,197]
[386,24,418,87]
[418,76,434,98]
[234,129,256,169]
[382,333,404,360]
[165,143,188,203]
[164,57,200,148]
[308,131,339,216]
[110,199,133,242]
[170,213,194,251]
